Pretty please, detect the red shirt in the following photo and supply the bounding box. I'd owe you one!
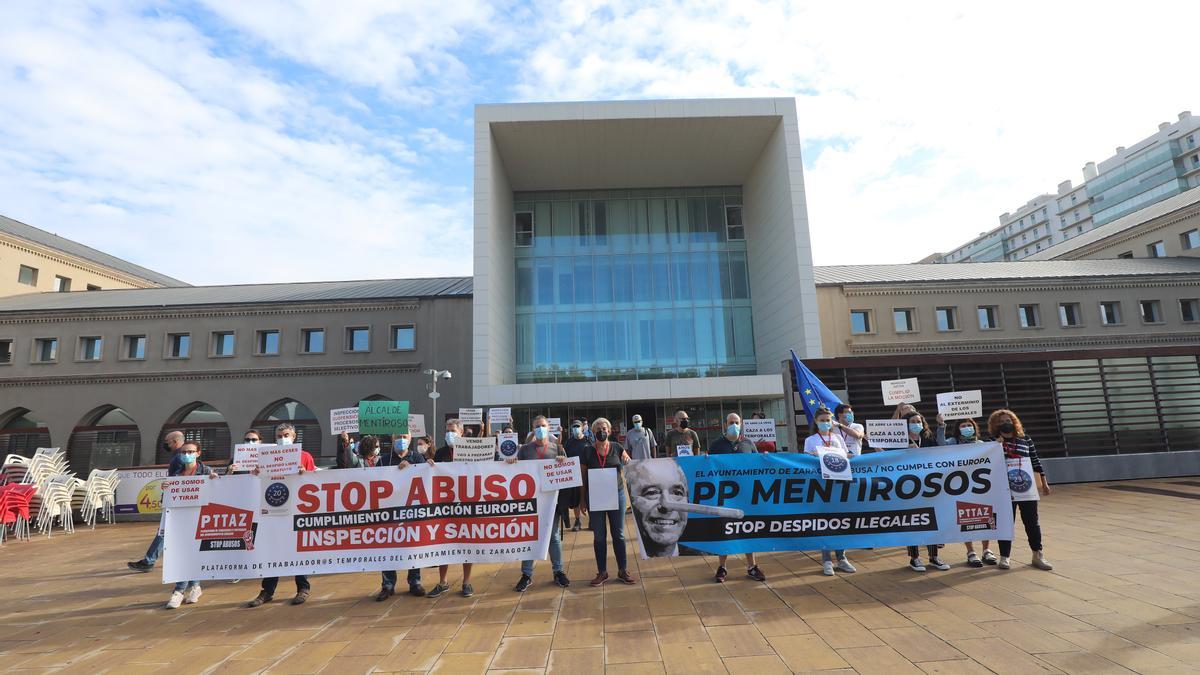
[300,451,316,472]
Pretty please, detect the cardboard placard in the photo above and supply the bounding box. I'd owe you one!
[488,407,512,425]
[936,390,982,420]
[330,407,359,435]
[161,476,208,509]
[452,437,496,462]
[548,418,562,436]
[742,419,777,443]
[407,413,426,438]
[587,468,619,511]
[866,419,910,449]
[818,448,852,481]
[231,443,260,472]
[497,432,520,459]
[540,456,582,491]
[259,444,302,477]
[676,444,694,457]
[882,378,921,405]
[458,408,484,425]
[358,400,409,435]
[1006,456,1040,502]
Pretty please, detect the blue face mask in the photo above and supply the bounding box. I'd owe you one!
[817,421,833,432]
[397,438,409,451]
[633,421,643,430]
[445,431,458,446]
[726,423,740,437]
[843,412,854,424]
[908,423,924,434]
[181,453,197,465]
[959,427,975,439]
[535,426,549,440]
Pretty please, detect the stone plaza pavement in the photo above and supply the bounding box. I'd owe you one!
[1,478,1198,674]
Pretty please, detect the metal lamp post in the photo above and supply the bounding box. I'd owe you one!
[424,368,452,435]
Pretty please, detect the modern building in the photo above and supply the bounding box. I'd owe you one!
[1027,186,1200,261]
[0,278,473,473]
[0,214,185,297]
[932,110,1199,263]
[472,98,821,440]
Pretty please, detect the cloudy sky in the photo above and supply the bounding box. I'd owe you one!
[1,1,1195,285]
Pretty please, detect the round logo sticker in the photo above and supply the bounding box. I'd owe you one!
[1007,468,1033,494]
[500,439,518,458]
[822,453,849,473]
[264,482,290,508]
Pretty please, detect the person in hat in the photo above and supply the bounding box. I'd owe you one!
[625,414,657,461]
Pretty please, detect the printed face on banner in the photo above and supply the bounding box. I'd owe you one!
[866,419,910,449]
[330,407,359,435]
[627,459,690,557]
[458,407,484,425]
[359,400,409,435]
[882,378,921,405]
[936,390,983,421]
[497,432,520,459]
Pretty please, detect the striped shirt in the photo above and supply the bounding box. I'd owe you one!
[1000,435,1044,475]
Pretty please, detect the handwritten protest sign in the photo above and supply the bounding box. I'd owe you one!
[161,476,208,509]
[866,419,910,449]
[488,407,512,426]
[882,378,921,405]
[259,444,302,477]
[452,437,496,462]
[330,407,359,435]
[358,400,408,435]
[937,390,982,420]
[232,443,260,472]
[539,456,582,491]
[407,413,426,438]
[743,419,777,443]
[458,408,484,425]
[548,418,561,436]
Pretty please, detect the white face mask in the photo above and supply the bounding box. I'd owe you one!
[277,436,293,445]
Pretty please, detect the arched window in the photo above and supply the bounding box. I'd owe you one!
[67,405,141,473]
[252,399,322,456]
[0,408,52,458]
[158,402,232,463]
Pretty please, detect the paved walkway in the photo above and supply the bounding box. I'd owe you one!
[1,478,1199,674]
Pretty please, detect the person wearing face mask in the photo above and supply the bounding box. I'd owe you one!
[225,430,264,585]
[336,431,359,469]
[342,435,378,468]
[580,418,635,587]
[710,412,768,582]
[374,432,427,600]
[564,419,590,531]
[427,419,475,598]
[625,414,658,461]
[247,423,316,608]
[510,415,571,592]
[803,408,857,576]
[664,410,702,457]
[832,404,864,456]
[901,412,950,572]
[127,430,186,573]
[988,409,1052,571]
[934,418,995,567]
[164,442,218,608]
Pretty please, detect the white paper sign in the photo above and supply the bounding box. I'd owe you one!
[548,418,562,436]
[882,378,921,405]
[587,468,619,511]
[407,413,426,438]
[231,443,260,472]
[743,419,777,443]
[488,407,512,425]
[497,432,520,459]
[459,408,484,425]
[161,476,209,509]
[817,448,852,481]
[330,407,359,435]
[452,437,496,462]
[866,419,910,449]
[675,444,694,457]
[259,444,302,477]
[1006,456,1040,502]
[937,390,982,420]
[540,456,582,491]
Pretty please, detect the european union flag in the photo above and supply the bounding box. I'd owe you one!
[790,349,843,424]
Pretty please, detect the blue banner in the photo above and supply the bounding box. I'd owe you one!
[627,442,1015,557]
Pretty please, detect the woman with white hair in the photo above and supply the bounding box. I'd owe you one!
[580,417,635,587]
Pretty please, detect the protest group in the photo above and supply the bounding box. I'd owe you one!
[122,357,1053,612]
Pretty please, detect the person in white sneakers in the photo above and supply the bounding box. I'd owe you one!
[934,417,997,567]
[165,442,217,608]
[803,408,856,576]
[901,412,951,572]
[989,409,1052,571]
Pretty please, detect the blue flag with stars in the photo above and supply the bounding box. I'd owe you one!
[790,349,843,424]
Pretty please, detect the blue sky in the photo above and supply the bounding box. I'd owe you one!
[0,1,1196,284]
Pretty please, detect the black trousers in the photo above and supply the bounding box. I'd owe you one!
[262,575,309,595]
[999,501,1042,556]
[907,545,938,559]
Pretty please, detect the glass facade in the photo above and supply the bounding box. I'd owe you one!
[513,187,755,384]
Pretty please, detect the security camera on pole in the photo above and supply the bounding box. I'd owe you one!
[424,368,452,432]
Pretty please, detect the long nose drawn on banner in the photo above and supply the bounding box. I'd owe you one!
[658,495,744,519]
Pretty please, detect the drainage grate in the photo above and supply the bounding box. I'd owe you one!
[1102,485,1200,500]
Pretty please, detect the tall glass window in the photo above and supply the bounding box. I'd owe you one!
[514,186,752,383]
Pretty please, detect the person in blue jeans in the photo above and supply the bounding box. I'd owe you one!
[509,415,570,592]
[376,432,427,600]
[580,418,636,587]
[127,430,186,572]
[164,443,216,608]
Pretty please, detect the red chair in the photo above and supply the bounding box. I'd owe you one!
[3,485,35,541]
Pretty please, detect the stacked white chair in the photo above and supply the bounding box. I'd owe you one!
[2,454,31,485]
[81,469,120,529]
[36,474,79,537]
[22,448,69,492]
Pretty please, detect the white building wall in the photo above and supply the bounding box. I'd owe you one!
[471,127,514,401]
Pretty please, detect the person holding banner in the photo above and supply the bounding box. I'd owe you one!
[710,413,768,583]
[427,419,476,598]
[901,412,951,572]
[988,409,1053,571]
[164,442,217,608]
[247,423,317,608]
[832,404,864,457]
[565,420,590,531]
[374,431,428,600]
[580,418,635,587]
[127,430,187,573]
[935,418,997,567]
[509,415,571,592]
[803,409,857,576]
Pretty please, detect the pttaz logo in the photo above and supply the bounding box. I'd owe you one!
[955,501,996,533]
[195,503,257,551]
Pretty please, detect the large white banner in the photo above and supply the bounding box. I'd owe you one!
[163,462,558,583]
